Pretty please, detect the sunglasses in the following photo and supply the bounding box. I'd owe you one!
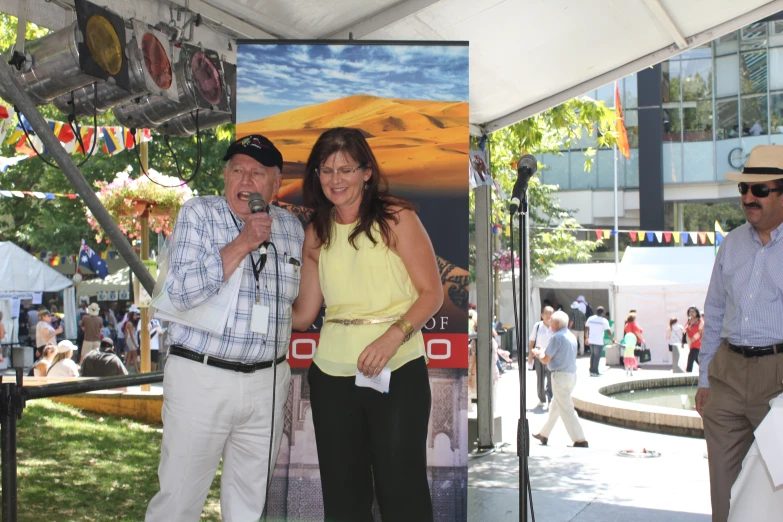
[738,182,783,198]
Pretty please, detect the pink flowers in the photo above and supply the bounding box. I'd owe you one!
[86,168,193,243]
[491,249,519,271]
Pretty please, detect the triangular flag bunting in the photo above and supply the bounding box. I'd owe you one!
[716,232,724,245]
[646,232,654,242]
[680,232,689,244]
[604,229,611,238]
[663,232,672,243]
[707,232,715,244]
[691,232,699,244]
[629,231,637,242]
[638,231,646,242]
[654,232,663,243]
[698,233,707,244]
[596,230,604,240]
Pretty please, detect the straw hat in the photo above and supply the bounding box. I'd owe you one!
[725,145,783,182]
[87,302,100,316]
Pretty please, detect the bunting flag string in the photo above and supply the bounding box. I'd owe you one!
[529,225,731,245]
[0,188,80,199]
[32,249,122,267]
[2,106,152,165]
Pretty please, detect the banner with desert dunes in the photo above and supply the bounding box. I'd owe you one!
[236,42,469,521]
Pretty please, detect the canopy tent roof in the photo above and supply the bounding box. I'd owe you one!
[3,0,782,132]
[0,242,73,292]
[77,267,130,297]
[533,262,617,291]
[614,245,716,291]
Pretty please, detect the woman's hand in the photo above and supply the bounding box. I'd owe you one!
[357,327,405,377]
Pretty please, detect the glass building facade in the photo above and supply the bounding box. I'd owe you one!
[540,18,783,190]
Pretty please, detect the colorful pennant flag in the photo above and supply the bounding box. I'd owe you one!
[596,229,604,240]
[614,83,631,159]
[681,232,689,244]
[663,232,672,243]
[629,231,637,242]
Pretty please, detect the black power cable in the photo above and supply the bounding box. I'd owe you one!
[261,241,281,521]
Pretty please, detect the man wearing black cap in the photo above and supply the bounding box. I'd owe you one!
[146,135,303,521]
[80,338,128,378]
[696,145,783,521]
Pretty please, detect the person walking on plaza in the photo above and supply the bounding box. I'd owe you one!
[684,306,704,373]
[528,306,554,408]
[695,145,783,522]
[585,306,612,376]
[569,301,587,355]
[667,317,686,373]
[80,303,103,363]
[531,310,589,448]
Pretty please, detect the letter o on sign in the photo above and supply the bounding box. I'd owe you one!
[292,338,316,359]
[427,339,451,360]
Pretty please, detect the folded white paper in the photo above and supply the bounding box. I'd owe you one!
[150,260,244,335]
[754,394,783,487]
[355,367,391,394]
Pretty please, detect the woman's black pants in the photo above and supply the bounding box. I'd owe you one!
[308,357,434,522]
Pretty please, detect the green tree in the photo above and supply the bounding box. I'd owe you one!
[473,97,621,276]
[0,14,233,255]
[683,201,745,233]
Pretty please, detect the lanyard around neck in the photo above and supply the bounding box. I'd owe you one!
[229,211,266,302]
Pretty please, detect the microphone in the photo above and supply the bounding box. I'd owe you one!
[247,192,269,266]
[509,154,537,215]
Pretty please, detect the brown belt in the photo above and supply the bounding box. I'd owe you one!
[728,343,783,358]
[325,317,399,326]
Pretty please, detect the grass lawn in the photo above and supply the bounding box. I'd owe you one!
[13,399,222,521]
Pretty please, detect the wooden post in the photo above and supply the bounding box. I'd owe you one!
[139,141,151,391]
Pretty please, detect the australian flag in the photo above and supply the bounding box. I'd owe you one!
[78,239,108,279]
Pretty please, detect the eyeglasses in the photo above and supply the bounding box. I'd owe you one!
[315,165,367,177]
[738,182,783,198]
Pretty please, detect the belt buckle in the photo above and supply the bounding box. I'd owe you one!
[239,362,256,373]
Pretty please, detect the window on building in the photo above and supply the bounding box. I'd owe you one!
[770,93,783,134]
[717,99,739,139]
[741,94,768,136]
[662,61,681,103]
[770,48,783,91]
[771,21,783,47]
[741,23,768,51]
[682,58,713,100]
[625,109,639,148]
[716,55,740,97]
[716,31,739,56]
[683,100,713,141]
[663,106,681,141]
[741,51,768,94]
[623,75,638,109]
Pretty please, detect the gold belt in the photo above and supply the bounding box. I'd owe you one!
[325,317,400,326]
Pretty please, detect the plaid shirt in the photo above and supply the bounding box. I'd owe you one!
[166,196,304,363]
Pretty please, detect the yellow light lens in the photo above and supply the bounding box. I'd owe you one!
[85,15,122,75]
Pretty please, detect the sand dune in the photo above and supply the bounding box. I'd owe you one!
[238,95,468,192]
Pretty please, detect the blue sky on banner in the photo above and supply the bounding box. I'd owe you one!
[236,44,469,123]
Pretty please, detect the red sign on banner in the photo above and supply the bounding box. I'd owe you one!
[286,333,468,369]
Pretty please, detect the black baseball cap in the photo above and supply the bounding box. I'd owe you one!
[223,134,283,171]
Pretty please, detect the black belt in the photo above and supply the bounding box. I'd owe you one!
[728,343,783,358]
[169,345,286,373]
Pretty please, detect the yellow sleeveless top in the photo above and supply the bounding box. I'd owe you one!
[314,220,426,376]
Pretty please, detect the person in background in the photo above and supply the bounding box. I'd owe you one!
[80,303,103,363]
[667,317,686,374]
[624,312,644,372]
[81,338,128,378]
[35,309,61,359]
[622,332,638,376]
[148,318,165,371]
[18,306,29,345]
[528,306,554,409]
[75,301,88,351]
[585,306,613,376]
[532,310,589,448]
[569,301,586,355]
[123,306,140,373]
[32,344,57,377]
[47,340,80,377]
[115,307,128,362]
[685,306,704,373]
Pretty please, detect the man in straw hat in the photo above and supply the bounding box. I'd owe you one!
[696,145,783,521]
[80,302,103,363]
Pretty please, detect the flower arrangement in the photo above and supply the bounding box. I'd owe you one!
[87,167,193,243]
[491,249,519,272]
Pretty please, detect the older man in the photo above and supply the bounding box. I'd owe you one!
[146,135,304,521]
[696,145,783,522]
[532,310,589,448]
[528,306,554,409]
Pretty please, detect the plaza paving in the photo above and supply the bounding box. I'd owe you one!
[468,357,712,521]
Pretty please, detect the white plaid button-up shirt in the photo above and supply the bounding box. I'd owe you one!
[166,196,304,363]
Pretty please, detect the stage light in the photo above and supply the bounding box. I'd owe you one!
[52,21,178,118]
[113,43,231,129]
[155,62,235,136]
[0,0,130,105]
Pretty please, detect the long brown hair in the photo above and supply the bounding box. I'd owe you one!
[302,127,415,249]
[47,350,72,375]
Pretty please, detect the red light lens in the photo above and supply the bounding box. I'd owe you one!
[190,52,221,105]
[142,34,173,90]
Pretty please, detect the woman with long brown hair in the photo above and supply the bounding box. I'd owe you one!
[293,127,442,521]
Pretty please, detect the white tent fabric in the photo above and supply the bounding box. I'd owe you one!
[2,0,782,130]
[0,242,74,344]
[615,246,716,365]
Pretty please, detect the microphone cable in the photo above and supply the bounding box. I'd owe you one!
[509,209,536,522]
[261,240,281,521]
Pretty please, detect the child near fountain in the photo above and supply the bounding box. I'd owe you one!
[622,332,639,376]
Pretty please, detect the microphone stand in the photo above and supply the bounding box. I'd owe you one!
[514,193,531,522]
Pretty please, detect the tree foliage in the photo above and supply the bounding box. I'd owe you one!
[475,97,621,276]
[0,14,233,254]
